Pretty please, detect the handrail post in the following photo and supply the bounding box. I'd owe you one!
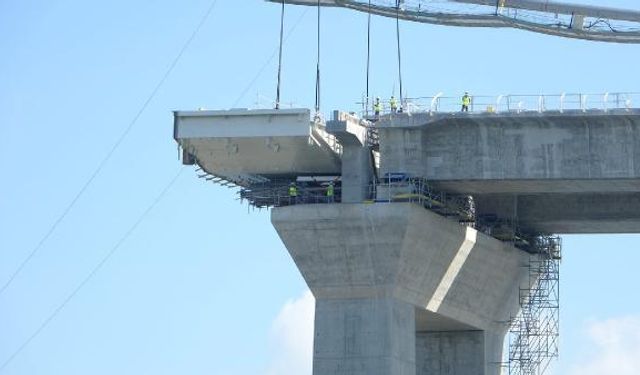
[625,94,632,111]
[559,93,565,113]
[430,92,443,115]
[603,92,609,113]
[538,95,544,113]
[496,95,504,113]
[581,94,587,113]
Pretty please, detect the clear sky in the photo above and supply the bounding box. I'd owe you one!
[1,1,639,374]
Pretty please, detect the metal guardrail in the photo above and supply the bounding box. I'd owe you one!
[240,176,558,254]
[359,92,640,117]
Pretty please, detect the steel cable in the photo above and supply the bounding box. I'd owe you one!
[0,0,219,297]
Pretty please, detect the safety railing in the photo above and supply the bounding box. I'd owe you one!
[239,176,557,254]
[359,92,640,117]
[239,181,342,208]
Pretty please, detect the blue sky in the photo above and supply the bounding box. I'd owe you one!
[1,1,639,374]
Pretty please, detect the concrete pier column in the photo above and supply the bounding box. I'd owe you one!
[339,146,373,203]
[416,330,507,375]
[327,111,374,203]
[314,297,416,375]
[272,203,530,375]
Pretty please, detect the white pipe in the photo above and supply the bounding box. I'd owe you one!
[430,92,444,115]
[538,95,544,113]
[496,95,504,113]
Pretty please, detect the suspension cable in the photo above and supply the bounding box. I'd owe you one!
[366,0,371,113]
[315,0,321,115]
[275,0,285,109]
[396,0,404,109]
[0,0,218,298]
[0,168,185,372]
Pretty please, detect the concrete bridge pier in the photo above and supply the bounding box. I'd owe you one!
[314,297,416,374]
[272,203,532,375]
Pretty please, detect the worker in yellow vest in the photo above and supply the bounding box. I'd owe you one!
[461,92,471,112]
[390,96,398,113]
[288,182,298,205]
[374,97,382,118]
[326,181,335,203]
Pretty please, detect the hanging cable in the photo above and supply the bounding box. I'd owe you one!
[0,168,185,372]
[366,0,372,114]
[396,0,404,110]
[0,0,218,298]
[314,0,321,115]
[275,0,286,109]
[233,9,308,108]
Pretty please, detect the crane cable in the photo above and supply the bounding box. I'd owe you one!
[315,0,321,115]
[275,0,286,109]
[233,9,308,108]
[366,0,372,114]
[396,0,404,110]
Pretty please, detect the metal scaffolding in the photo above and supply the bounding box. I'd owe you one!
[236,170,561,375]
[507,235,561,375]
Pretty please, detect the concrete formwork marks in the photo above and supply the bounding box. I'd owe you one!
[380,113,640,181]
[426,228,478,312]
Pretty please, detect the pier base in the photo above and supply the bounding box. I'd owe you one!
[272,203,530,375]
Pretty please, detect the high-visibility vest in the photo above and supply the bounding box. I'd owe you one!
[289,186,298,196]
[374,102,382,112]
[390,98,398,109]
[462,95,471,106]
[326,184,334,197]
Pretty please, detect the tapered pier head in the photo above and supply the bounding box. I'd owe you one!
[272,203,531,375]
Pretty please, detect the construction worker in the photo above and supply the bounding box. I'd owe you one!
[373,97,382,118]
[288,182,298,205]
[461,92,471,112]
[326,181,335,203]
[390,96,398,113]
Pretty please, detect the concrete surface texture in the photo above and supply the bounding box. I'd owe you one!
[174,108,640,233]
[378,111,640,233]
[272,203,531,375]
[379,111,640,184]
[174,108,341,181]
[174,107,639,372]
[327,112,373,203]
